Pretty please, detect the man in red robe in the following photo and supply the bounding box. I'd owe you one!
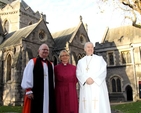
[54,50,78,113]
[21,44,56,113]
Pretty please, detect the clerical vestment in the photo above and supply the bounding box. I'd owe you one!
[54,63,78,113]
[21,58,56,113]
[76,54,111,113]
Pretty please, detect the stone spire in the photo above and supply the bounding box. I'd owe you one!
[80,15,82,22]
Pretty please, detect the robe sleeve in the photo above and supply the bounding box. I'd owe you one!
[76,60,89,87]
[91,56,107,86]
[51,63,55,87]
[21,59,34,91]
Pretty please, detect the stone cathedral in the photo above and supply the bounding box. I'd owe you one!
[95,26,141,102]
[0,0,90,105]
[2,0,141,106]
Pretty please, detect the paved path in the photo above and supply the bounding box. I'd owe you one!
[111,110,121,113]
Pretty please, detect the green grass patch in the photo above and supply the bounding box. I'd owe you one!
[0,106,22,113]
[111,101,141,113]
[0,101,141,113]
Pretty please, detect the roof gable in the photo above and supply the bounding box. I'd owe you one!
[52,26,78,50]
[52,15,89,50]
[0,19,40,48]
[103,25,141,43]
[52,21,86,50]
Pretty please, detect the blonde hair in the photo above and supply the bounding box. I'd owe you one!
[59,50,69,60]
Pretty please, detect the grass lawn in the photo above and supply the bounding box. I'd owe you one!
[111,101,141,113]
[0,101,141,113]
[0,106,22,113]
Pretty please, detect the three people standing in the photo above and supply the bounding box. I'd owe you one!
[21,42,111,113]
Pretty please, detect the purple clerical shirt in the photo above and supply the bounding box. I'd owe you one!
[54,63,78,113]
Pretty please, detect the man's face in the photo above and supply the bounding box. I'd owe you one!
[84,43,94,55]
[38,44,49,58]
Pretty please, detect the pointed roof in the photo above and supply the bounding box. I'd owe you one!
[0,19,42,48]
[3,0,37,14]
[20,0,34,13]
[52,16,88,50]
[0,0,9,8]
[103,25,141,42]
[0,0,13,4]
[52,26,78,50]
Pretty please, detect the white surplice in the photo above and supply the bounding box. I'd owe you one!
[76,54,111,113]
[21,59,52,113]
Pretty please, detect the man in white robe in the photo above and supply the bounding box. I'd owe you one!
[76,42,111,113]
[21,44,56,113]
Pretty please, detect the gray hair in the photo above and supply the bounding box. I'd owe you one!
[84,42,94,49]
[38,43,49,50]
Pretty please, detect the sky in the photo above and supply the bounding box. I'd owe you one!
[24,0,127,44]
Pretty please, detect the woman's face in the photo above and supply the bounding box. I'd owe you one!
[60,51,69,63]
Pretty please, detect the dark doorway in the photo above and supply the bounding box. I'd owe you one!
[125,85,133,101]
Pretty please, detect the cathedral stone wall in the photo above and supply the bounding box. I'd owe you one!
[95,26,141,102]
[1,45,22,105]
[0,9,19,33]
[0,0,89,106]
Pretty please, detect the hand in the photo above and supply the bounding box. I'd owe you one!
[27,93,34,99]
[86,77,94,85]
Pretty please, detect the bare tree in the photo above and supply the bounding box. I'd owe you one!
[121,0,141,28]
[99,0,141,28]
[121,0,141,14]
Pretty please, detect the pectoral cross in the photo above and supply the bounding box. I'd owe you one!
[93,97,98,109]
[83,97,86,109]
[86,67,89,72]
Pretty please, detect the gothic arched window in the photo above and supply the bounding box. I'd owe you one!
[127,51,131,63]
[6,54,11,82]
[117,78,121,92]
[121,51,131,64]
[80,36,84,43]
[112,79,116,92]
[77,54,82,61]
[79,34,86,44]
[4,20,9,33]
[121,52,126,64]
[108,52,114,65]
[39,30,45,40]
[111,76,122,92]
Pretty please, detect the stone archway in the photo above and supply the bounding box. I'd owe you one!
[125,85,133,101]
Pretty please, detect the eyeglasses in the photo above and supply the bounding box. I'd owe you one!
[42,49,49,51]
[60,54,69,57]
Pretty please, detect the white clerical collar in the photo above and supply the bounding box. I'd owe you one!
[86,55,93,60]
[62,63,68,66]
[86,54,93,57]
